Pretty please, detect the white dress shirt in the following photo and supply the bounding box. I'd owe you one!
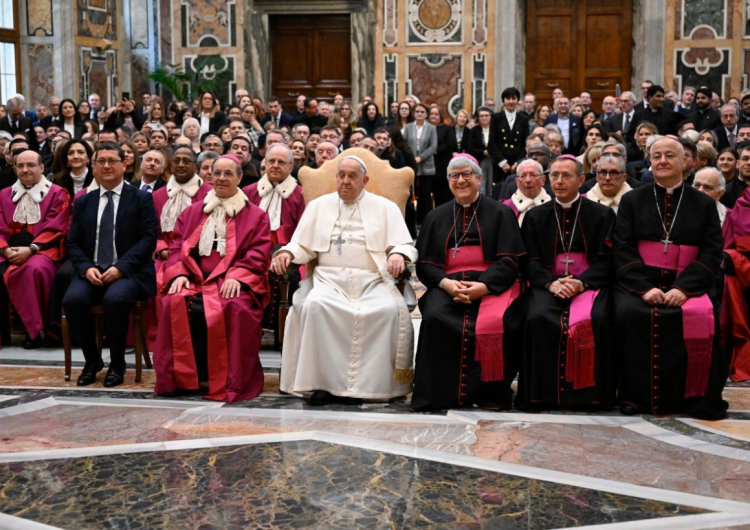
[558,116,570,148]
[140,179,157,193]
[94,181,124,266]
[200,113,211,135]
[504,110,516,129]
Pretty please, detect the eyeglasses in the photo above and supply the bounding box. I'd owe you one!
[596,170,622,178]
[448,171,476,181]
[95,158,122,166]
[517,173,543,180]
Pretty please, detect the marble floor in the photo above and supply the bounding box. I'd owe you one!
[1,341,750,528]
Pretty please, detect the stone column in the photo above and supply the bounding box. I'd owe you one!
[632,0,666,87]
[350,0,375,102]
[494,0,525,98]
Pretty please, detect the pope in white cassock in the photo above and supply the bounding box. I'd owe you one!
[271,155,417,405]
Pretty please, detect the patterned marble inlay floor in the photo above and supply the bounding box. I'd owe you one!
[0,441,707,529]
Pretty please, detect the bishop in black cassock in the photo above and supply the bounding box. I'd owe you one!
[614,136,728,420]
[514,155,616,411]
[411,154,525,411]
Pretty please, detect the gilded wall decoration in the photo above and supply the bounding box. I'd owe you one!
[406,54,462,116]
[181,0,236,48]
[26,0,53,36]
[28,44,55,106]
[77,0,118,40]
[407,0,462,45]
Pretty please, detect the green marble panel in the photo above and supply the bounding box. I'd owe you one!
[0,441,705,529]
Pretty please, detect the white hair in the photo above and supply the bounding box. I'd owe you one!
[516,158,543,175]
[696,166,726,190]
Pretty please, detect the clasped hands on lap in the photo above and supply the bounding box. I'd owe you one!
[168,275,242,299]
[440,278,488,304]
[548,276,584,299]
[641,287,687,307]
[84,266,122,286]
[2,246,32,266]
[270,251,407,279]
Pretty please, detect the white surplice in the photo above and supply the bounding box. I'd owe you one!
[278,191,417,399]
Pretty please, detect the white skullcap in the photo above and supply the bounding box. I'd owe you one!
[340,154,367,174]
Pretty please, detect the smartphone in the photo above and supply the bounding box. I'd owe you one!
[122,92,130,100]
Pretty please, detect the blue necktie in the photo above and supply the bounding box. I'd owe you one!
[97,191,114,269]
[142,184,149,191]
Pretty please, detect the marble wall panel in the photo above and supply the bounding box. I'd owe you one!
[27,44,55,107]
[472,0,486,45]
[681,0,726,39]
[80,48,118,105]
[383,0,397,46]
[384,54,398,110]
[158,0,172,66]
[472,53,485,113]
[674,47,731,96]
[26,0,53,36]
[407,54,462,116]
[130,0,149,48]
[407,0,462,45]
[180,0,235,48]
[182,54,236,107]
[130,54,151,102]
[77,0,118,40]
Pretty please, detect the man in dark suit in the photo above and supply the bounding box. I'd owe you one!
[544,97,582,155]
[687,87,721,131]
[714,103,740,152]
[261,96,294,129]
[132,149,167,193]
[633,80,653,113]
[292,97,328,130]
[626,85,681,145]
[0,98,35,139]
[64,142,157,387]
[488,87,530,183]
[39,97,61,129]
[607,91,636,138]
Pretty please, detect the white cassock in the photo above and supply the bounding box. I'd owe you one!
[278,190,417,399]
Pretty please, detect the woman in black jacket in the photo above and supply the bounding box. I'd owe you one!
[197,91,227,134]
[55,99,85,139]
[103,98,144,131]
[357,102,385,136]
[429,104,457,206]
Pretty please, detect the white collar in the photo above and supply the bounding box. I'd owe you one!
[587,182,632,209]
[555,193,580,209]
[203,189,248,217]
[727,126,738,135]
[11,177,51,204]
[166,174,203,199]
[505,109,516,117]
[512,188,550,213]
[99,181,125,198]
[257,174,297,199]
[655,180,683,195]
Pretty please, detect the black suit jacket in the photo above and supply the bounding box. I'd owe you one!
[488,111,529,170]
[434,124,458,181]
[261,112,294,128]
[104,111,144,131]
[0,115,36,144]
[714,126,737,152]
[132,176,167,193]
[68,183,158,297]
[52,119,85,140]
[607,112,635,137]
[465,125,489,165]
[688,108,721,132]
[626,107,680,145]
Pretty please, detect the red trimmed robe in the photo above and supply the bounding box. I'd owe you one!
[154,193,272,402]
[0,180,70,341]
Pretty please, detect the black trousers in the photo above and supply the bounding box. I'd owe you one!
[62,275,139,367]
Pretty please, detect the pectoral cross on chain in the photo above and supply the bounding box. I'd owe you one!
[661,236,673,254]
[560,255,575,276]
[333,233,346,255]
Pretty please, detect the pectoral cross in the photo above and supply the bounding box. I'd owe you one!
[660,236,673,254]
[452,245,460,259]
[560,255,575,276]
[333,233,346,255]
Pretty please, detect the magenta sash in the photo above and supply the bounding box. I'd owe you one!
[552,252,598,389]
[637,240,713,398]
[444,246,520,382]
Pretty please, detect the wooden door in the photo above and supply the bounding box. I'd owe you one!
[525,0,632,111]
[270,15,352,110]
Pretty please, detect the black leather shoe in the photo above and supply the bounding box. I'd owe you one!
[309,390,334,406]
[22,334,43,350]
[77,358,104,386]
[103,364,126,388]
[620,403,638,416]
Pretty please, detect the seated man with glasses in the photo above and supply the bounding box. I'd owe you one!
[585,154,633,213]
[271,155,416,406]
[515,155,617,411]
[0,150,70,349]
[495,141,551,200]
[64,142,158,387]
[411,154,525,411]
[503,157,551,225]
[244,143,305,346]
[154,154,272,402]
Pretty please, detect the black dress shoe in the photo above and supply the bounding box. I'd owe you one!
[22,334,43,350]
[309,390,334,406]
[620,403,638,416]
[103,364,126,388]
[77,358,104,387]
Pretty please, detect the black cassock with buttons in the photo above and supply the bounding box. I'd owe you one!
[614,183,729,420]
[514,197,617,411]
